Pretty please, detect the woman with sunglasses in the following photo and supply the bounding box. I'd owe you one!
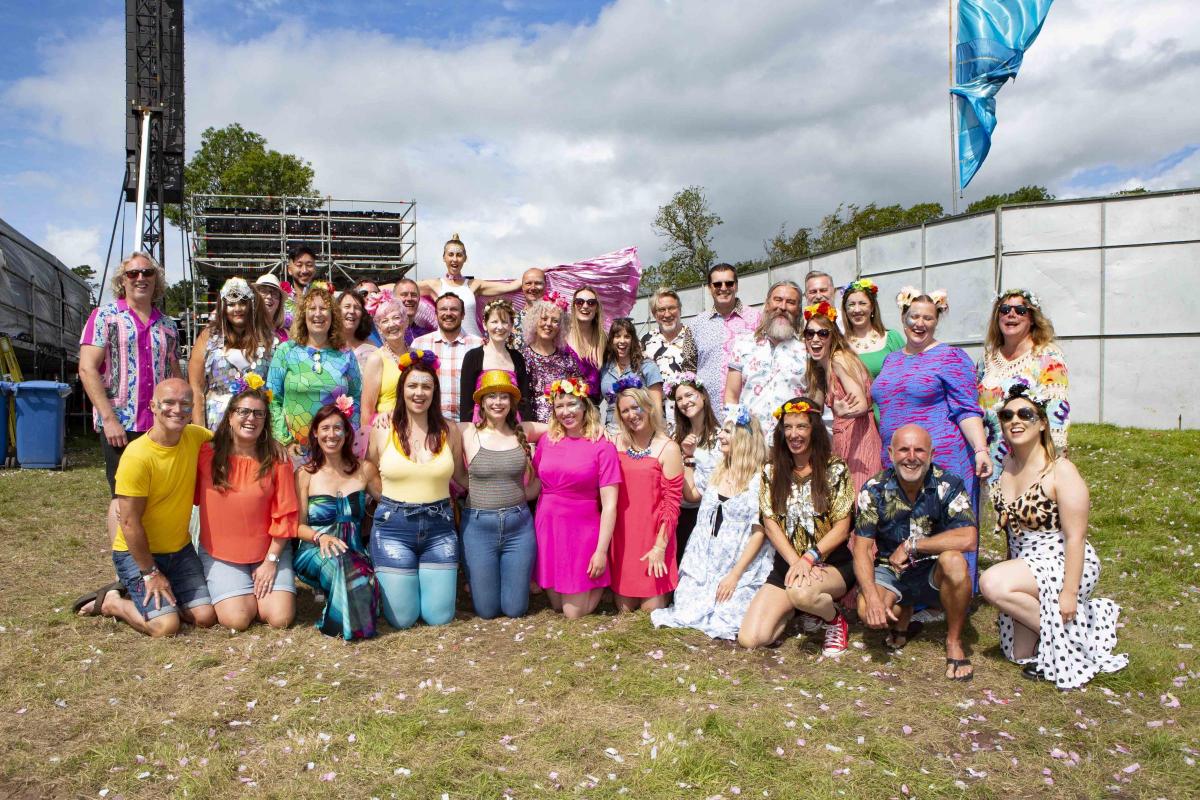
[802,303,881,493]
[599,318,663,431]
[977,290,1069,481]
[566,286,605,403]
[189,277,277,429]
[979,386,1126,689]
[195,385,298,631]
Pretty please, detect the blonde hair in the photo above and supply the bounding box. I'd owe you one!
[522,300,567,348]
[110,252,167,303]
[710,417,766,494]
[984,293,1059,353]
[567,286,606,366]
[1000,394,1058,467]
[443,233,467,257]
[546,393,603,442]
[290,284,346,348]
[613,387,666,444]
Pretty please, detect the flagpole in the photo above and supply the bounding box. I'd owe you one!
[949,0,959,215]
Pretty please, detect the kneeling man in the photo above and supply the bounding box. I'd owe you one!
[853,424,976,680]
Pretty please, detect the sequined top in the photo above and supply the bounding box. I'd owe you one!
[758,458,854,559]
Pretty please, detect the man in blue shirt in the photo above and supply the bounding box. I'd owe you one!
[853,424,977,681]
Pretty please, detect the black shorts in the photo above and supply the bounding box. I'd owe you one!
[101,430,145,496]
[765,550,856,592]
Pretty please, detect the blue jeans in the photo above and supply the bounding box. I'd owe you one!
[112,543,212,621]
[370,497,458,628]
[462,504,536,619]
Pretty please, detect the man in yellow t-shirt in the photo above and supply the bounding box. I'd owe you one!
[75,378,216,637]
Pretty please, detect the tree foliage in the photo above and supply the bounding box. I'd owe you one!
[965,184,1053,214]
[764,201,944,263]
[644,186,723,290]
[70,264,99,304]
[165,124,319,230]
[164,279,194,317]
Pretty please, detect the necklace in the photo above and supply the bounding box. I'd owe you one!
[625,436,655,460]
[850,331,881,352]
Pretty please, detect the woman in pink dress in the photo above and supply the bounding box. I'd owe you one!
[608,379,684,612]
[802,303,881,492]
[532,377,621,618]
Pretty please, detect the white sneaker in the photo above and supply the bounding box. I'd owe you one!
[822,613,849,657]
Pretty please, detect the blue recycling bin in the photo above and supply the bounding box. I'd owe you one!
[12,380,72,469]
[0,381,11,466]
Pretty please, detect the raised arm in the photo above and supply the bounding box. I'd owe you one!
[473,277,522,297]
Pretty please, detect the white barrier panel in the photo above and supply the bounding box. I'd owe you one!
[999,250,1102,338]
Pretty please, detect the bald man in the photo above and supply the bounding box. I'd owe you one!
[74,379,216,637]
[852,424,977,681]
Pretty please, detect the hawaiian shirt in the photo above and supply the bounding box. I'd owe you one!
[977,344,1070,481]
[79,299,180,432]
[641,326,697,433]
[727,333,808,436]
[411,328,484,420]
[855,464,975,561]
[687,299,761,424]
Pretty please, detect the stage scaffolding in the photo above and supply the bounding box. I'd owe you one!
[185,193,417,342]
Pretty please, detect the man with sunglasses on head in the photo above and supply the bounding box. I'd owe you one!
[79,251,182,546]
[687,263,761,424]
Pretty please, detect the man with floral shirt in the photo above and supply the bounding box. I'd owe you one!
[853,425,978,681]
[723,280,808,436]
[687,263,760,424]
[640,287,697,433]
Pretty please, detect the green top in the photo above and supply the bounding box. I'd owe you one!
[852,328,905,422]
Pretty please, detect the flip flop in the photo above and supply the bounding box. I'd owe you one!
[72,581,126,617]
[946,657,974,682]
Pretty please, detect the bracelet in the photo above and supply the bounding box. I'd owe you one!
[683,457,696,467]
[804,547,822,564]
[799,552,815,566]
[973,447,987,454]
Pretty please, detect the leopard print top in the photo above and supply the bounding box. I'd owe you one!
[992,472,1060,538]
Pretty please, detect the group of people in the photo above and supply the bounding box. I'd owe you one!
[71,244,1125,690]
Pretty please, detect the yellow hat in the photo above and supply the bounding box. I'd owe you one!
[472,370,522,404]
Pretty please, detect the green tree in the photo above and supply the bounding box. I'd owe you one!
[764,201,944,263]
[965,184,1053,214]
[644,186,723,290]
[165,123,319,230]
[763,223,813,263]
[70,264,98,304]
[164,279,194,317]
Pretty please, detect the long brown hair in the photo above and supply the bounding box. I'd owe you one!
[672,381,718,450]
[803,314,870,399]
[208,290,276,361]
[390,361,448,457]
[769,396,833,517]
[475,387,531,469]
[211,389,286,490]
[841,287,887,337]
[302,403,360,475]
[602,318,646,372]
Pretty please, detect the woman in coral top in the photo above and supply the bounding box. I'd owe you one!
[196,381,299,631]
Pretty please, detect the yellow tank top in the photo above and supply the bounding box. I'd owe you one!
[377,353,402,416]
[379,432,454,503]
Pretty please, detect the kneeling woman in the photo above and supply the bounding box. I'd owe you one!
[651,411,775,639]
[196,383,299,631]
[979,385,1127,689]
[533,378,621,618]
[295,402,383,640]
[739,398,856,656]
[369,350,469,629]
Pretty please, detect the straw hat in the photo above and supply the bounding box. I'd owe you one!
[255,273,283,292]
[472,370,522,404]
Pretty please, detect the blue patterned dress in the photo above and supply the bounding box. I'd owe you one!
[293,491,380,640]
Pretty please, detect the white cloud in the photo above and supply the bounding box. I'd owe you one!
[4,0,1199,283]
[40,224,103,269]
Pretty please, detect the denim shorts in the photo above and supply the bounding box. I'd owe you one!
[370,497,458,574]
[112,543,212,621]
[872,562,940,609]
[197,539,297,605]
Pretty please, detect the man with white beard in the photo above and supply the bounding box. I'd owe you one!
[723,280,817,436]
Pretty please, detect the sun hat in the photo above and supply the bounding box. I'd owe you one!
[473,370,522,404]
[255,273,283,292]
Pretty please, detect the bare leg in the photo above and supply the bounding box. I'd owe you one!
[98,590,180,637]
[179,603,217,629]
[638,593,671,612]
[737,585,795,650]
[560,588,604,619]
[786,569,848,622]
[257,591,296,629]
[979,559,1041,660]
[214,595,258,632]
[935,552,973,680]
[544,588,564,612]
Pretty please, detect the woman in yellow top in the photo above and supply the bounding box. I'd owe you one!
[367,349,468,629]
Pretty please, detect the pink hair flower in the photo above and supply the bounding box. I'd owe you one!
[334,394,355,416]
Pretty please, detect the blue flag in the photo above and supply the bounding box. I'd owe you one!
[951,0,1055,189]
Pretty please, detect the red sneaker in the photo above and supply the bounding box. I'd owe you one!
[822,612,849,657]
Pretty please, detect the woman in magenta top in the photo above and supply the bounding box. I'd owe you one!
[195,383,299,631]
[532,377,621,618]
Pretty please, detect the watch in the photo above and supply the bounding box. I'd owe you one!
[140,565,160,581]
[266,553,280,564]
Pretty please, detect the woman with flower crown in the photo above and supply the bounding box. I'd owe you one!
[976,289,1070,481]
[840,278,905,383]
[599,317,663,432]
[189,277,278,429]
[195,384,298,631]
[531,377,621,618]
[608,380,683,612]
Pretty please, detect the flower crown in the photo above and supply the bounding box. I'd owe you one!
[364,288,398,316]
[605,374,644,402]
[998,288,1041,310]
[220,277,254,303]
[546,376,590,399]
[228,372,273,403]
[803,301,837,322]
[896,286,949,313]
[542,290,569,312]
[308,280,333,295]
[772,399,813,419]
[397,348,440,371]
[332,393,355,416]
[1004,381,1048,410]
[663,371,703,398]
[730,405,753,428]
[482,297,514,321]
[844,277,879,296]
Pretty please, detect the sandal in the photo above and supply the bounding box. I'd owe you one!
[1021,663,1048,682]
[946,657,974,682]
[72,581,126,617]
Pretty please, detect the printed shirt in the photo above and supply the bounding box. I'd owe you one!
[727,333,809,435]
[855,463,975,560]
[79,299,180,432]
[977,344,1070,480]
[687,300,761,423]
[758,458,854,555]
[411,328,485,420]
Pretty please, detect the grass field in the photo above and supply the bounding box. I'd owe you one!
[0,424,1197,799]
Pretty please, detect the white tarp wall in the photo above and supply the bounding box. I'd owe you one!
[629,188,1200,430]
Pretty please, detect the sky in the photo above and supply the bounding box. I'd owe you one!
[1,0,1198,285]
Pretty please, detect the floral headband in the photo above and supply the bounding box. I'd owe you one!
[772,398,814,419]
[605,374,644,403]
[542,290,569,312]
[546,376,590,399]
[220,277,255,304]
[896,286,949,313]
[397,348,440,371]
[308,280,334,295]
[998,288,1041,310]
[228,372,273,403]
[729,405,753,428]
[663,371,703,398]
[482,298,514,321]
[364,288,398,316]
[844,277,879,296]
[1003,381,1048,410]
[803,301,837,322]
[332,393,355,417]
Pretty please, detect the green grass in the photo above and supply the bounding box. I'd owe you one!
[0,425,1197,798]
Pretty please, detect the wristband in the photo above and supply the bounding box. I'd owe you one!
[804,547,822,564]
[140,565,160,581]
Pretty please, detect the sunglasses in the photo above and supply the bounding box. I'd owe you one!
[124,268,156,280]
[232,407,266,420]
[998,406,1039,423]
[574,298,598,308]
[998,304,1030,317]
[710,280,736,289]
[803,328,831,340]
